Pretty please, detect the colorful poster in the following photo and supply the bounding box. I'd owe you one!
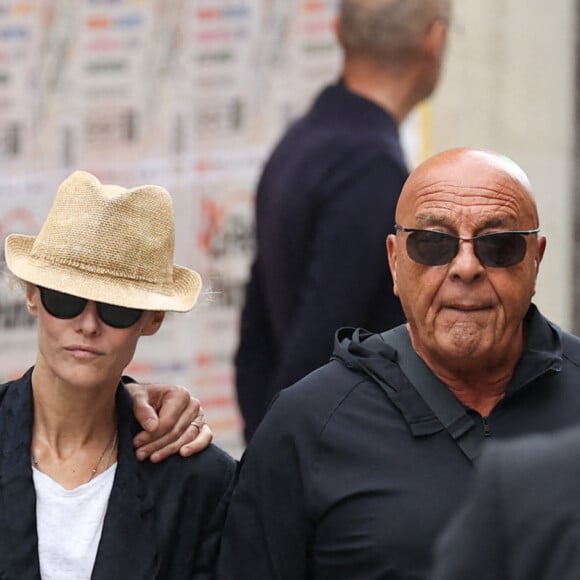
[0,1,53,170]
[0,0,426,455]
[0,171,62,379]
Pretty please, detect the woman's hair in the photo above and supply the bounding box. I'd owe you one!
[2,269,25,293]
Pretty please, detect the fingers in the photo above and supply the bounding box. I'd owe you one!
[135,415,212,462]
[131,382,192,447]
[180,421,214,458]
[133,394,210,462]
[148,420,214,462]
[155,384,195,436]
[129,386,160,433]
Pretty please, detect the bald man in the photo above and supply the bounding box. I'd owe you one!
[217,148,580,580]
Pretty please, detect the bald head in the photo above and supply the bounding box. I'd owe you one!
[396,148,538,228]
[387,148,546,385]
[339,0,452,65]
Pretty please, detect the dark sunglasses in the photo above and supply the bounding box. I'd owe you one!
[38,286,144,329]
[394,225,540,268]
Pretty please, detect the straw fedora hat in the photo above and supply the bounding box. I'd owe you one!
[4,170,202,312]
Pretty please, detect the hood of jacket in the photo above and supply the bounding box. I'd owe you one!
[330,304,564,403]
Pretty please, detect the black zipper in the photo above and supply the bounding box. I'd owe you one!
[482,416,491,437]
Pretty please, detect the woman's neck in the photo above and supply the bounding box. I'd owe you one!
[30,365,119,489]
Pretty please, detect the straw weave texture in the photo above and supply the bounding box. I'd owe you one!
[4,171,201,311]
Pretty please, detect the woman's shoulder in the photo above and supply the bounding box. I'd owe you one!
[138,442,237,488]
[0,368,34,409]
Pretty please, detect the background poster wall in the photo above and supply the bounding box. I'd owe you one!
[0,0,424,456]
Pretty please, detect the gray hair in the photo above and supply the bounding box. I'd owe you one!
[339,0,451,64]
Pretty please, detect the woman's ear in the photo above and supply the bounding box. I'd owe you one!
[140,311,166,337]
[25,283,39,316]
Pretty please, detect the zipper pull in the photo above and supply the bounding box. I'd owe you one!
[482,416,491,437]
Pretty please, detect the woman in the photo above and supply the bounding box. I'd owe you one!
[1,171,236,579]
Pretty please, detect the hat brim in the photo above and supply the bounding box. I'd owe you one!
[5,234,202,312]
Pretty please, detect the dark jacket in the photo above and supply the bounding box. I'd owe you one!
[433,424,580,580]
[0,369,236,580]
[235,80,407,441]
[219,305,580,580]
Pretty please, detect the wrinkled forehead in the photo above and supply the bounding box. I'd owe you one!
[396,150,538,227]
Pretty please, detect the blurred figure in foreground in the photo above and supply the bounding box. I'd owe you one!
[433,425,580,580]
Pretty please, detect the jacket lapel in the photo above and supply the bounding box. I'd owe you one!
[91,388,159,579]
[0,374,160,580]
[0,370,41,579]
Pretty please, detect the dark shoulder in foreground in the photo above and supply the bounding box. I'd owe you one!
[488,422,580,478]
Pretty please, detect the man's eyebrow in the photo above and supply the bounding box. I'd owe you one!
[414,215,451,227]
[414,215,515,229]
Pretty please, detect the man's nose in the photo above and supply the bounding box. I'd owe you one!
[448,239,486,279]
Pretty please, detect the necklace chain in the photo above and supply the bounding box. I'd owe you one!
[31,430,118,483]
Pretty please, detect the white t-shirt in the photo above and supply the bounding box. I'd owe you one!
[33,464,117,580]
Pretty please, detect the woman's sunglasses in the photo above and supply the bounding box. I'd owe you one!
[394,225,540,268]
[37,286,144,329]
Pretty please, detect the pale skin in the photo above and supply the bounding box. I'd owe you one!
[387,148,547,416]
[128,383,212,462]
[26,284,207,488]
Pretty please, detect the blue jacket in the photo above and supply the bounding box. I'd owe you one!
[0,369,236,580]
[236,80,407,441]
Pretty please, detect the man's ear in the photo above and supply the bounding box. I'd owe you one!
[141,311,166,337]
[423,16,448,61]
[536,236,547,266]
[333,14,343,46]
[386,235,399,297]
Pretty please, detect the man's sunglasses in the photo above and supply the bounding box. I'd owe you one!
[394,225,540,268]
[38,286,144,329]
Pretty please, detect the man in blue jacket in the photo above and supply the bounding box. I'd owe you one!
[235,0,452,441]
[217,147,580,579]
